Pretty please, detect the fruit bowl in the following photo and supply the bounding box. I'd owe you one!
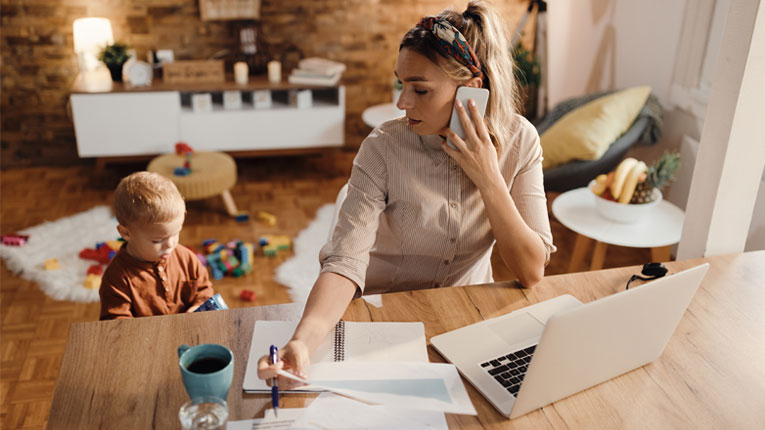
[589,180,662,223]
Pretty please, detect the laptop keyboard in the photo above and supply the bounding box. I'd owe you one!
[480,345,537,396]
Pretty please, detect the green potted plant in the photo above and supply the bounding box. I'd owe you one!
[512,41,541,120]
[99,42,130,82]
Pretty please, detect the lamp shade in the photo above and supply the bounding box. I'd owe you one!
[73,17,114,71]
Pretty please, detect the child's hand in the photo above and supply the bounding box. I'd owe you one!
[257,339,310,390]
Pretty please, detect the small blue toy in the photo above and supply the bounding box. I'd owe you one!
[194,293,229,312]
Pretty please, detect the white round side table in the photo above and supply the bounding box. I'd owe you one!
[361,103,404,128]
[551,187,685,272]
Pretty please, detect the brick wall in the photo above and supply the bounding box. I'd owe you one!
[1,0,527,167]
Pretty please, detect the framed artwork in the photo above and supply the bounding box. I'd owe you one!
[199,0,260,21]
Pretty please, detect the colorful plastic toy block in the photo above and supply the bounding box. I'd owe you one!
[234,211,250,222]
[79,246,113,265]
[256,211,277,226]
[83,274,101,290]
[106,240,123,251]
[174,167,191,176]
[87,264,103,276]
[259,235,291,252]
[239,289,256,302]
[175,142,194,155]
[196,252,207,266]
[262,244,278,257]
[200,238,256,279]
[1,233,29,246]
[44,258,60,270]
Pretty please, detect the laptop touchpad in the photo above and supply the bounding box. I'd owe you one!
[488,313,545,346]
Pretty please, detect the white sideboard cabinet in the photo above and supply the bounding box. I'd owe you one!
[70,75,345,159]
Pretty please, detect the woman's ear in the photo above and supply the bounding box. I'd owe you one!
[117,224,130,241]
[464,76,483,89]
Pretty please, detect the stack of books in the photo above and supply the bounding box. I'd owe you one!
[288,57,346,86]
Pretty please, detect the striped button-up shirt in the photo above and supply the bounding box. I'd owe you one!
[320,115,555,296]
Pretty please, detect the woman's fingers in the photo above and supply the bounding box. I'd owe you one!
[467,98,491,143]
[438,127,468,154]
[455,99,481,146]
[256,354,284,380]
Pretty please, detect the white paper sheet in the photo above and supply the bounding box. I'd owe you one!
[226,408,304,429]
[243,321,428,392]
[277,361,477,415]
[293,392,448,429]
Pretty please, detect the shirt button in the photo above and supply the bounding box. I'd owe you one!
[443,259,449,265]
[158,266,164,272]
[450,202,457,208]
[452,165,459,171]
[434,283,441,288]
[450,238,456,243]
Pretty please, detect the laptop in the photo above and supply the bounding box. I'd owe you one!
[430,263,710,419]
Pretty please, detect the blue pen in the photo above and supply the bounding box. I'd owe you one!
[269,345,279,417]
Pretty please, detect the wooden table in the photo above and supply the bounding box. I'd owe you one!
[48,251,765,429]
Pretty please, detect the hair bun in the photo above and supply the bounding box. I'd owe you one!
[462,7,482,28]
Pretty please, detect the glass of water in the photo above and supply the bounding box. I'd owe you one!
[178,396,228,430]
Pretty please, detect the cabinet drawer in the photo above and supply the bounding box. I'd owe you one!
[178,106,344,151]
[71,92,181,157]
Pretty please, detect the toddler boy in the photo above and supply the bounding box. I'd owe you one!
[100,171,214,320]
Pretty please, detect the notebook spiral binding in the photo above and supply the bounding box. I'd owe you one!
[333,320,345,362]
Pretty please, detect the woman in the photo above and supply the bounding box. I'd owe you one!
[258,1,555,386]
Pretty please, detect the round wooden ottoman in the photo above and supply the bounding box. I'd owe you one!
[147,151,240,215]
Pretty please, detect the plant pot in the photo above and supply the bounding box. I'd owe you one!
[107,64,124,82]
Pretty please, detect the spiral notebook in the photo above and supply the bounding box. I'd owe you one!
[243,320,428,392]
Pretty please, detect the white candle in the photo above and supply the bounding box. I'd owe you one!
[268,61,281,84]
[234,61,248,85]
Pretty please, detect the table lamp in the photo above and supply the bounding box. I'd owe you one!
[73,17,114,91]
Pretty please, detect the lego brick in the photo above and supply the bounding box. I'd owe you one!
[44,258,60,270]
[256,211,277,226]
[83,274,101,290]
[106,240,123,251]
[239,289,256,302]
[87,264,103,276]
[234,211,250,222]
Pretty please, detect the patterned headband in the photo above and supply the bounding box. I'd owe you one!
[417,16,483,80]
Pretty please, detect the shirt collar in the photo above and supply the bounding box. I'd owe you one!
[117,243,168,271]
[420,133,449,166]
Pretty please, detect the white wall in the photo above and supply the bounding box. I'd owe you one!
[546,0,685,108]
[546,0,765,253]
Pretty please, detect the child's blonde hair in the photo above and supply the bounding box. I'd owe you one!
[400,0,520,154]
[114,172,186,226]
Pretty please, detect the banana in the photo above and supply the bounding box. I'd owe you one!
[590,174,608,195]
[618,161,647,204]
[610,158,638,200]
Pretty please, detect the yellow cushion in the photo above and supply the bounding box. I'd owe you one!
[540,86,651,170]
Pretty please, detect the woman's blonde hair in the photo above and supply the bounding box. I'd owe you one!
[400,0,520,153]
[114,171,186,226]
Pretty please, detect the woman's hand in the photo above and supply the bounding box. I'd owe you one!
[439,98,504,192]
[256,339,310,390]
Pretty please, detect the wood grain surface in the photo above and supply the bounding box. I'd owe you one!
[47,252,765,429]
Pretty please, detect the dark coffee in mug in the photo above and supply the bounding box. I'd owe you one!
[178,344,234,400]
[187,357,228,374]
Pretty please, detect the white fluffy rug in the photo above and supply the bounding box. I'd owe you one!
[275,204,382,307]
[0,206,119,302]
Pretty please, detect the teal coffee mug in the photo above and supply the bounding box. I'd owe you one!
[178,344,234,400]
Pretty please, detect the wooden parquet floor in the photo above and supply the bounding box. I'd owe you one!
[0,152,651,429]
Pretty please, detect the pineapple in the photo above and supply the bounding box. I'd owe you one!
[630,151,680,204]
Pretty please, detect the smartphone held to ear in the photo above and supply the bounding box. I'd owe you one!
[446,86,490,150]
